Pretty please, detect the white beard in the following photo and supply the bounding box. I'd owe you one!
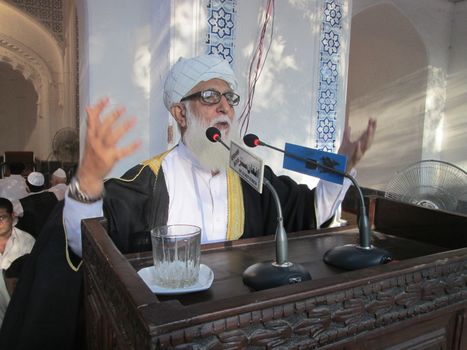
[183,106,239,171]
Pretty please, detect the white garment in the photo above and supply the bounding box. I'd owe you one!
[48,183,68,201]
[0,175,28,200]
[0,227,35,270]
[315,168,355,227]
[0,175,29,217]
[64,144,351,257]
[163,143,228,243]
[64,196,103,259]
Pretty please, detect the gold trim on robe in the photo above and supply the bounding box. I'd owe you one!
[63,214,83,272]
[142,148,174,176]
[226,168,244,240]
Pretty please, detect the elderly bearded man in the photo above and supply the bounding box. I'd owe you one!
[64,54,376,256]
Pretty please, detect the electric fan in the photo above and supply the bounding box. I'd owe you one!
[384,160,467,214]
[52,127,79,164]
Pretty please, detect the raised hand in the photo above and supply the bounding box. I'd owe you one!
[338,118,377,172]
[76,97,141,197]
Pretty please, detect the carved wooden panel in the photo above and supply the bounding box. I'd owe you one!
[83,237,150,350]
[149,259,467,349]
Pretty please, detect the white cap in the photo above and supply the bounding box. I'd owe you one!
[52,168,67,179]
[163,54,238,110]
[27,172,45,187]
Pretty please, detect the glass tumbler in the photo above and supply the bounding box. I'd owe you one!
[151,224,201,289]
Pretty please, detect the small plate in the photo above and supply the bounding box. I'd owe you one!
[138,264,214,295]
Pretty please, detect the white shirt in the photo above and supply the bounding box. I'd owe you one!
[48,183,68,201]
[163,143,228,243]
[0,175,29,217]
[0,175,28,200]
[0,227,35,270]
[64,144,351,257]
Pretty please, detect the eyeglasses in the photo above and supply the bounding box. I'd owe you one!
[0,215,11,222]
[181,89,240,107]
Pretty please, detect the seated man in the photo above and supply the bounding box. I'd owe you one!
[16,191,58,238]
[0,162,29,215]
[64,54,376,256]
[48,168,68,201]
[0,197,35,270]
[25,172,45,194]
[0,196,35,326]
[0,200,83,349]
[17,169,58,238]
[0,162,28,200]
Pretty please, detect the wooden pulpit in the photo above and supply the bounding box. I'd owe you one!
[82,196,467,349]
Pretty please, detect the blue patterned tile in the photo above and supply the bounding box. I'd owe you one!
[317,117,336,142]
[322,30,340,55]
[206,0,237,64]
[210,43,233,61]
[324,1,343,28]
[316,0,344,152]
[318,88,337,114]
[321,59,338,85]
[208,7,234,38]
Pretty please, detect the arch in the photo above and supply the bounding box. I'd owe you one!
[0,61,38,155]
[348,2,427,103]
[0,35,52,105]
[0,1,65,159]
[346,2,429,189]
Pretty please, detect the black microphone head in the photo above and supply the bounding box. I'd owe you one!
[206,127,221,143]
[243,133,260,148]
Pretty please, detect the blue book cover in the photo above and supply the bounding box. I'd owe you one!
[283,143,347,184]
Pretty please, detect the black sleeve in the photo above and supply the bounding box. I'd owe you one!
[103,164,169,253]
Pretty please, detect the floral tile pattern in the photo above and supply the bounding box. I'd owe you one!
[205,0,237,64]
[316,0,343,152]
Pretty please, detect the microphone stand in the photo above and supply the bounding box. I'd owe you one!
[246,136,392,270]
[322,172,391,270]
[206,128,311,290]
[264,179,287,264]
[242,178,311,290]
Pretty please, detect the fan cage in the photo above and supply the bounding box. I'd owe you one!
[384,160,467,213]
[52,128,79,163]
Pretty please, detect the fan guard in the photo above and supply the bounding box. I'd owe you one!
[384,160,467,213]
[52,127,79,163]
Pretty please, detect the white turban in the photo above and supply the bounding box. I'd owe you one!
[163,54,238,110]
[52,168,67,179]
[27,172,45,187]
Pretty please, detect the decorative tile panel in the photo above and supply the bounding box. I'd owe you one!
[205,0,237,64]
[316,0,343,152]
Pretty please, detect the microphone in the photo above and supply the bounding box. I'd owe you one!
[243,133,261,147]
[207,129,311,290]
[206,127,221,142]
[243,133,392,270]
[206,127,230,151]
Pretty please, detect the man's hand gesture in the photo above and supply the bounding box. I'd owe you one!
[338,118,377,172]
[76,97,141,197]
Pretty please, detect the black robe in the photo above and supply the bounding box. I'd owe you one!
[16,191,58,238]
[103,163,317,253]
[0,202,84,350]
